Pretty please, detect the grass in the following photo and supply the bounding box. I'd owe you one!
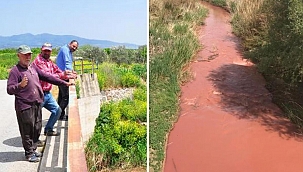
[0,51,39,79]
[0,48,53,79]
[73,58,98,74]
[149,0,208,171]
[150,0,303,171]
[263,76,303,128]
[206,0,303,129]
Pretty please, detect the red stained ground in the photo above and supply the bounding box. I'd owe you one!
[163,2,303,172]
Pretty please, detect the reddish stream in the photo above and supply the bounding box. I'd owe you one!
[163,2,303,172]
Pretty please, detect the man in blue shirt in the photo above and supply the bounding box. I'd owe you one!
[56,40,78,120]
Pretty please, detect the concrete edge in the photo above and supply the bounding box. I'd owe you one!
[68,84,88,172]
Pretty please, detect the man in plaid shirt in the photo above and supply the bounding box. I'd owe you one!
[32,43,76,137]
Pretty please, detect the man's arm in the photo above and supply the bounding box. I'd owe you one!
[7,67,21,95]
[32,65,72,86]
[52,62,78,80]
[33,57,61,79]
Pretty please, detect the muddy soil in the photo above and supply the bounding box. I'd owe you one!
[163,2,303,172]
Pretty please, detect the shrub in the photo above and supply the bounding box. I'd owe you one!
[97,72,106,90]
[121,72,140,88]
[75,80,80,99]
[119,99,147,122]
[131,63,147,81]
[133,86,147,102]
[96,63,121,88]
[87,99,147,171]
[0,66,8,79]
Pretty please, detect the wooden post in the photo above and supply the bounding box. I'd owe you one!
[92,59,94,76]
[81,59,84,75]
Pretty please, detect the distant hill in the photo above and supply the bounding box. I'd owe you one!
[0,33,140,49]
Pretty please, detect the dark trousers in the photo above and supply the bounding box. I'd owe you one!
[16,103,42,158]
[58,84,69,117]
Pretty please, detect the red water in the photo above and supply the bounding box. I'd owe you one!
[163,2,303,172]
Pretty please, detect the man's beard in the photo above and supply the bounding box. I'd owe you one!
[42,54,50,59]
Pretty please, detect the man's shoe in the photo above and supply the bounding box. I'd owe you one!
[58,115,64,120]
[27,154,40,163]
[58,115,68,121]
[36,140,45,147]
[44,130,60,136]
[34,151,42,157]
[58,115,65,121]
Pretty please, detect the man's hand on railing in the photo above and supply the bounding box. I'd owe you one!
[66,81,75,86]
[68,71,77,79]
[62,70,77,80]
[71,70,78,79]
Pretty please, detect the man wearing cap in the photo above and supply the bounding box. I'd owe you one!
[32,43,76,137]
[7,45,73,162]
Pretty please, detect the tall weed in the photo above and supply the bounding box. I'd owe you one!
[149,0,208,171]
[216,0,303,127]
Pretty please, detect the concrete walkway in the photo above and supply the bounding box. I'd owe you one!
[0,76,102,172]
[0,80,70,172]
[0,80,40,172]
[38,118,68,171]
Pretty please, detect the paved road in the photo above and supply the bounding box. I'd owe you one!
[0,80,40,172]
[0,80,68,172]
[0,77,100,172]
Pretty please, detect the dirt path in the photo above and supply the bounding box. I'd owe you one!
[163,2,303,172]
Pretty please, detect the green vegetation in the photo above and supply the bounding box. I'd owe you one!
[73,58,98,74]
[150,0,303,171]
[75,79,80,99]
[85,70,147,171]
[85,86,147,171]
[92,62,145,90]
[74,45,147,65]
[206,0,303,128]
[0,45,146,80]
[0,48,41,79]
[0,45,147,171]
[149,0,208,171]
[79,46,147,171]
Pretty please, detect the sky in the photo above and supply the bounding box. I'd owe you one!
[0,0,148,45]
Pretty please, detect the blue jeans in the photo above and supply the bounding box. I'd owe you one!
[41,92,61,133]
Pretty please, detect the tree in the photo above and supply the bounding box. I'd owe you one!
[137,45,147,63]
[74,45,106,63]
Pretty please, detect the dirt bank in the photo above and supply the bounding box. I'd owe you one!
[163,2,303,172]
